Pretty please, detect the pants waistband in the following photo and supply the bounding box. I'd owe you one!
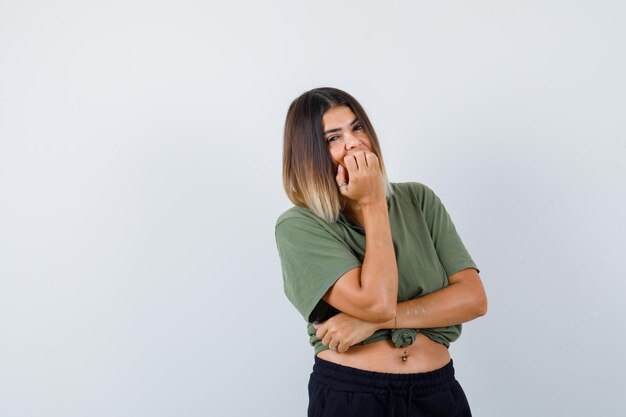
[311,356,456,396]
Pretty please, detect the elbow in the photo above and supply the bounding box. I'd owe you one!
[368,299,397,323]
[475,293,488,317]
[464,278,487,318]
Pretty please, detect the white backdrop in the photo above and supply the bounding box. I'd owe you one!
[1,1,625,416]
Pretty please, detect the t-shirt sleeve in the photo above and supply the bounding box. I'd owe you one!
[418,184,480,277]
[275,215,362,322]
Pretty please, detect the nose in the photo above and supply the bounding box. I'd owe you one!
[344,131,361,150]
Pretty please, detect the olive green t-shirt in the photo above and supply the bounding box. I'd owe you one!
[274,182,479,355]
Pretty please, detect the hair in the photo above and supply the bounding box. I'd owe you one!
[282,87,393,223]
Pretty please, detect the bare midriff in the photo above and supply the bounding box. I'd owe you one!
[316,333,451,374]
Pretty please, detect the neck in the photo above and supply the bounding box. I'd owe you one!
[342,202,365,227]
[341,195,389,227]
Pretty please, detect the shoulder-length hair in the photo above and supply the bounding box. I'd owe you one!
[282,87,393,223]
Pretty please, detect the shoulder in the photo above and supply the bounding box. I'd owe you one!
[276,205,321,228]
[389,181,437,202]
[390,181,431,194]
[275,205,338,239]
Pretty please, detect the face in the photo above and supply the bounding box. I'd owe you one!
[321,105,373,169]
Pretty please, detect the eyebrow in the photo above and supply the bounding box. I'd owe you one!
[323,117,359,135]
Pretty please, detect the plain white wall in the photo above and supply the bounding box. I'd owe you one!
[1,1,625,416]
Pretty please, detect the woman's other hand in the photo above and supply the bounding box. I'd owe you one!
[336,151,385,207]
[313,312,380,353]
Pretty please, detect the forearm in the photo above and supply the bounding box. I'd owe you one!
[359,201,398,317]
[376,278,487,330]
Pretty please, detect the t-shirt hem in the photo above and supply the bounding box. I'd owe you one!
[312,330,455,356]
[446,261,480,277]
[420,331,453,348]
[313,330,391,356]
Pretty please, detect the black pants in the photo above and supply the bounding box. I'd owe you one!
[308,356,472,417]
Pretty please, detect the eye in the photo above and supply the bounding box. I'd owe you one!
[326,135,340,143]
[353,124,364,131]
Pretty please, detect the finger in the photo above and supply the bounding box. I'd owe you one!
[365,152,379,170]
[315,326,327,340]
[335,164,347,184]
[343,154,358,174]
[329,339,340,351]
[354,151,367,169]
[337,340,349,353]
[335,164,348,191]
[322,333,334,348]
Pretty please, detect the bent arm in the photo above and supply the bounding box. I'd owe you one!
[322,201,398,323]
[377,267,487,330]
[313,267,486,351]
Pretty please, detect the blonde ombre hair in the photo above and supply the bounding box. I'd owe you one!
[282,87,393,223]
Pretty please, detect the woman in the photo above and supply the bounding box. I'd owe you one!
[275,87,487,417]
